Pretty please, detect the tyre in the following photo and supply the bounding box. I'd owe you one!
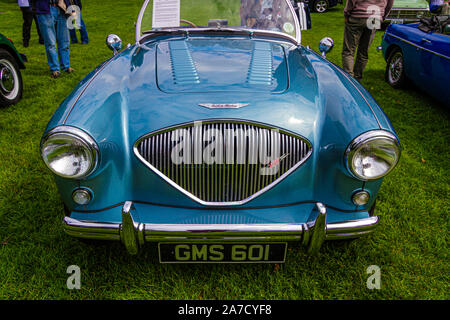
[311,0,329,13]
[0,49,23,107]
[385,48,406,88]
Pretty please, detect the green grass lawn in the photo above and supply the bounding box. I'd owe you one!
[0,0,448,299]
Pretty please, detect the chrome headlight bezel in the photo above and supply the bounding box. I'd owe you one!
[40,126,99,179]
[345,130,400,181]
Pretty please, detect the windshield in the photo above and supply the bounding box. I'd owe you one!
[136,0,300,43]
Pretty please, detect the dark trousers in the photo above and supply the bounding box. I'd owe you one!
[21,6,44,46]
[69,13,89,44]
[342,17,376,81]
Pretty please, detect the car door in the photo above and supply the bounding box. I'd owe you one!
[416,31,450,105]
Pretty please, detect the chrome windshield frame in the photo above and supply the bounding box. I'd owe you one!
[135,0,301,45]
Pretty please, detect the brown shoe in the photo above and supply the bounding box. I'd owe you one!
[65,67,75,74]
[51,71,60,78]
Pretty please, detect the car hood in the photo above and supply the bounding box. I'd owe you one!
[60,36,382,143]
[392,0,429,9]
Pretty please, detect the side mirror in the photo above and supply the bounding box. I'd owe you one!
[319,37,334,57]
[106,34,122,55]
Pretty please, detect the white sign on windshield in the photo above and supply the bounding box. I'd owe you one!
[152,0,180,29]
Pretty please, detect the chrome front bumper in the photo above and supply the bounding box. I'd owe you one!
[63,201,379,255]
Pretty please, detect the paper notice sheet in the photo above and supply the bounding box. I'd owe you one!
[152,0,180,29]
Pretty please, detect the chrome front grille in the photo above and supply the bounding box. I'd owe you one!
[134,120,312,205]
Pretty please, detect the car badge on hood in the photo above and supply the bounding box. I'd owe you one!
[262,153,290,169]
[199,103,249,109]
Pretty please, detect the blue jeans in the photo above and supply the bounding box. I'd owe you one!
[69,13,89,44]
[36,6,70,72]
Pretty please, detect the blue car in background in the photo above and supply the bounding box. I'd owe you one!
[382,16,450,106]
[40,0,400,261]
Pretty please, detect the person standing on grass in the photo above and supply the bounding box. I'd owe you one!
[18,0,44,47]
[342,0,394,82]
[67,0,89,44]
[32,0,74,78]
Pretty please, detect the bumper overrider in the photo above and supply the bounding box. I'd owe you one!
[63,202,379,256]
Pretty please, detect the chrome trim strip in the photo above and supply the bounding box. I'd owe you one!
[286,0,301,44]
[141,29,300,46]
[385,31,450,61]
[144,223,304,242]
[133,119,312,206]
[135,0,151,44]
[144,224,305,233]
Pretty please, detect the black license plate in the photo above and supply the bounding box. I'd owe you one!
[158,243,287,263]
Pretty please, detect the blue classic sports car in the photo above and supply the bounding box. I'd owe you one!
[40,0,400,262]
[382,15,450,106]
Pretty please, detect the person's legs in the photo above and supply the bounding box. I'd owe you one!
[33,13,45,44]
[353,22,376,81]
[36,13,60,72]
[342,17,365,78]
[78,14,89,44]
[21,7,33,47]
[53,6,71,71]
[69,27,78,44]
[67,10,79,43]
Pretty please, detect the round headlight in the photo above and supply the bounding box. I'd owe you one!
[346,131,400,181]
[41,126,99,179]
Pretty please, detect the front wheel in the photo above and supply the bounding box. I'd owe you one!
[311,0,329,13]
[385,49,406,88]
[0,49,23,107]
